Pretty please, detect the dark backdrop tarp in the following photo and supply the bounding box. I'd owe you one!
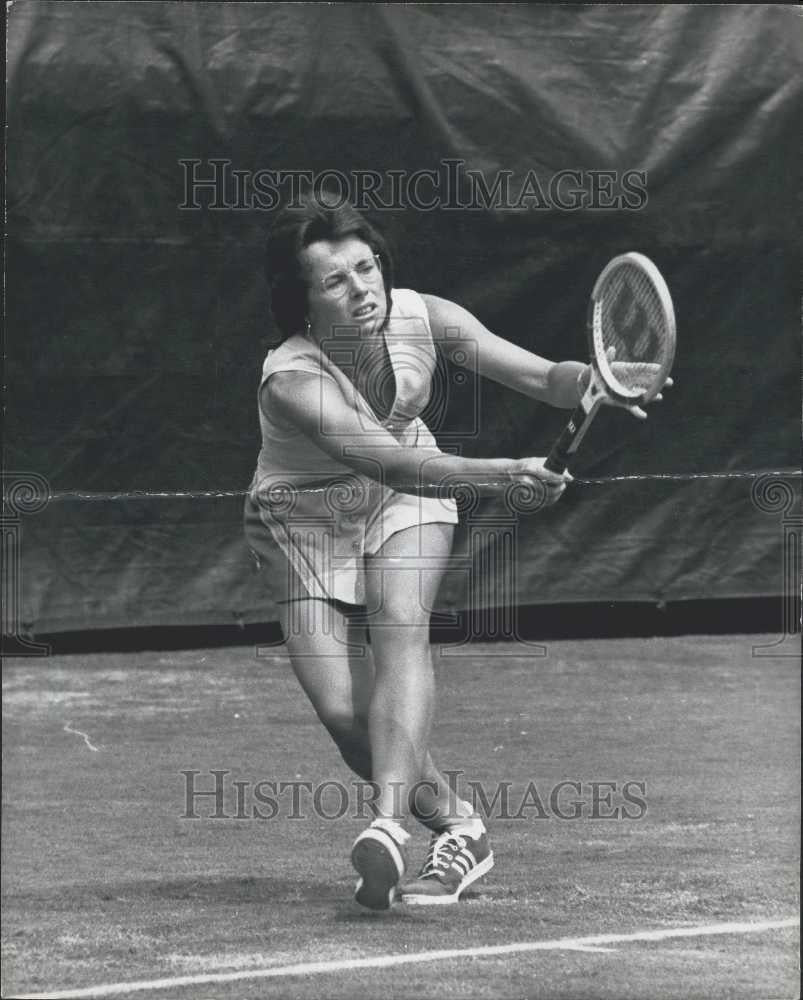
[5,3,801,634]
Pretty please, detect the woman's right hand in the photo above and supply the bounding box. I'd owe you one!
[510,457,572,507]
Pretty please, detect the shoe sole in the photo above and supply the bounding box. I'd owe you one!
[351,829,405,911]
[401,851,494,906]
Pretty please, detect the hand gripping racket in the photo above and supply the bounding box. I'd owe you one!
[545,252,676,474]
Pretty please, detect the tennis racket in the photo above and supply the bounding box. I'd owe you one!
[545,252,676,474]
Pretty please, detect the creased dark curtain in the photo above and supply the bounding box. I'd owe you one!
[6,3,800,632]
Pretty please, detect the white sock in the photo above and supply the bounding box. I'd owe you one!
[371,816,411,845]
[448,814,486,839]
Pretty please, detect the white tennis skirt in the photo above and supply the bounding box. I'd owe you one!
[244,418,459,607]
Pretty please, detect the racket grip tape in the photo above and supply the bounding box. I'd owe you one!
[544,404,586,474]
[544,439,571,475]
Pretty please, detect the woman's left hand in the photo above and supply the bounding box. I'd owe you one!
[600,347,673,420]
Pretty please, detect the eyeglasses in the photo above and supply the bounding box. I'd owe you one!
[318,255,383,299]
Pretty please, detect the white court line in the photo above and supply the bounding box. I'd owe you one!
[63,722,100,752]
[18,917,798,999]
[562,944,619,953]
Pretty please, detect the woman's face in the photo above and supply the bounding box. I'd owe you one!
[299,236,388,340]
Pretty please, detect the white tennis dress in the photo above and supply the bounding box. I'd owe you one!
[245,288,459,606]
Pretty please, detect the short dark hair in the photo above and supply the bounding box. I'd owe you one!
[264,195,395,342]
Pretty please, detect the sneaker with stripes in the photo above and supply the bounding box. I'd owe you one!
[400,820,493,905]
[351,817,410,910]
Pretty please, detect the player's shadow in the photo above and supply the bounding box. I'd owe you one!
[39,875,345,906]
[333,886,493,924]
[11,875,494,917]
[141,877,490,915]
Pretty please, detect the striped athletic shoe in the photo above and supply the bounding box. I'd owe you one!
[400,822,494,905]
[351,818,410,910]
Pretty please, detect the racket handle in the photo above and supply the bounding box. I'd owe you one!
[545,413,583,474]
[545,398,595,474]
[544,445,569,475]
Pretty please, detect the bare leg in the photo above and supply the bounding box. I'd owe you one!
[278,595,374,781]
[279,592,471,829]
[363,522,469,826]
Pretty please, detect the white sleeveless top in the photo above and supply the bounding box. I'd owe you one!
[249,288,438,494]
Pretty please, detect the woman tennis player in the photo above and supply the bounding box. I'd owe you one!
[245,196,653,910]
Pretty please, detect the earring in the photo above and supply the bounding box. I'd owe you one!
[304,318,312,337]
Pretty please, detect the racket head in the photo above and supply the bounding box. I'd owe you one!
[587,252,676,404]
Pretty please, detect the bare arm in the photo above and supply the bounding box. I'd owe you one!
[421,293,587,408]
[263,371,569,500]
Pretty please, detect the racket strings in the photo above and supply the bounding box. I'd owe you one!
[599,262,672,394]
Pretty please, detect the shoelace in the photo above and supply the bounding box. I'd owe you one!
[420,831,468,879]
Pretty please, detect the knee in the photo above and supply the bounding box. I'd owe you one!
[372,601,431,647]
[318,705,368,749]
[318,704,364,744]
